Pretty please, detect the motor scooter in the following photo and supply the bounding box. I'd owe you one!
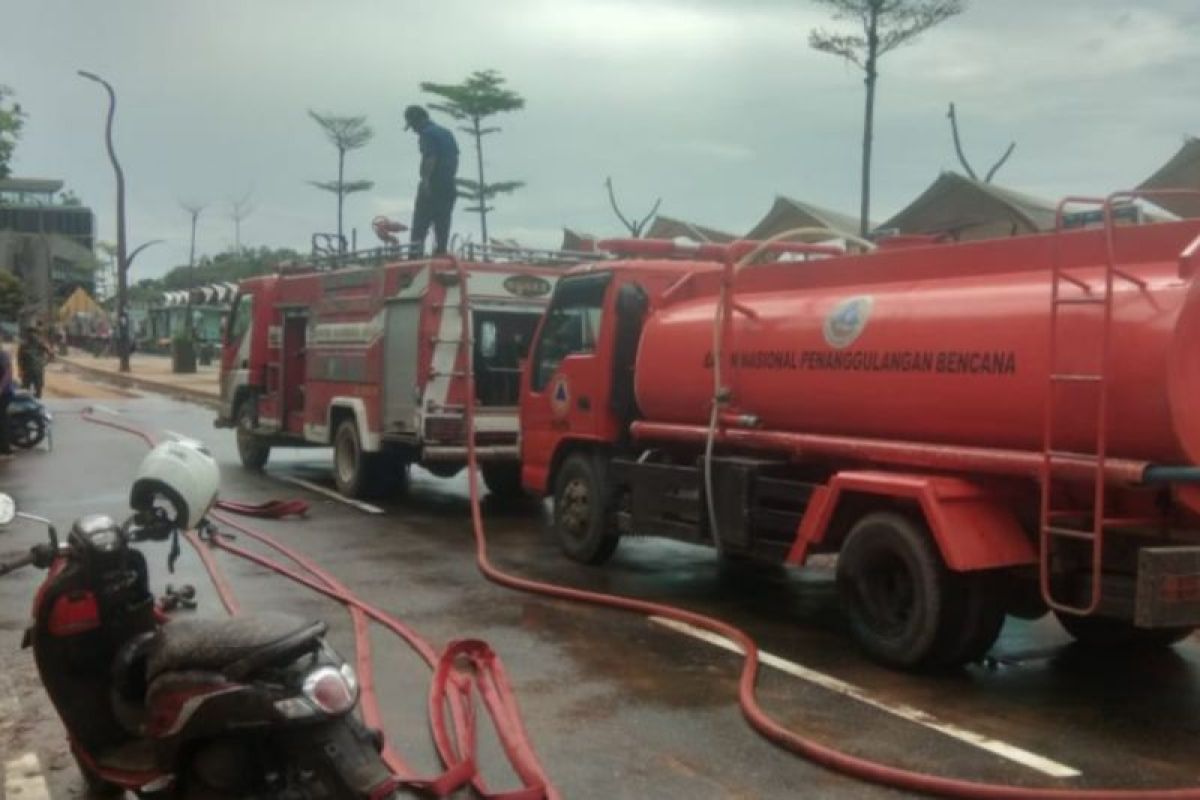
[0,490,401,799]
[8,389,52,449]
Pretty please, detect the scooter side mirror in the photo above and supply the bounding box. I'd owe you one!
[0,494,15,526]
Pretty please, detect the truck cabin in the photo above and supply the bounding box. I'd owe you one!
[520,260,722,495]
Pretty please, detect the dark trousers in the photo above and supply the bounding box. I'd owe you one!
[0,393,10,454]
[411,185,457,256]
[24,369,42,399]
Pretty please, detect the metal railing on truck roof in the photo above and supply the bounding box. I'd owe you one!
[292,238,604,273]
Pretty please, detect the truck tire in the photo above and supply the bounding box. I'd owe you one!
[481,462,525,500]
[1055,612,1194,649]
[928,571,1006,668]
[836,512,951,669]
[381,455,411,498]
[333,418,384,499]
[553,453,619,564]
[235,401,270,471]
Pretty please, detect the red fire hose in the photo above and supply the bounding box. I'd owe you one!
[82,409,557,800]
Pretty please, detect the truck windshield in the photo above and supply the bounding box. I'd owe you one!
[226,293,252,344]
[530,272,611,391]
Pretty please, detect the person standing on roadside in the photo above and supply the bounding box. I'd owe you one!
[404,105,459,257]
[0,347,14,458]
[17,324,50,399]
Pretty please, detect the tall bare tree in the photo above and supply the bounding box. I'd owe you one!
[604,177,660,238]
[946,102,1015,183]
[229,189,254,253]
[809,0,966,235]
[308,111,374,254]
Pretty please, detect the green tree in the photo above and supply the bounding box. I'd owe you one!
[809,0,965,235]
[420,69,525,246]
[0,270,24,321]
[307,111,374,254]
[0,85,27,181]
[159,246,301,290]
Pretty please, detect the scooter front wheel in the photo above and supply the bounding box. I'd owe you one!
[74,754,123,798]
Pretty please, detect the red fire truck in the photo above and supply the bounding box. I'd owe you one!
[519,197,1200,669]
[216,251,565,498]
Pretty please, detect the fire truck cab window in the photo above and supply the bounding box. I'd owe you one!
[532,273,610,391]
[227,294,252,343]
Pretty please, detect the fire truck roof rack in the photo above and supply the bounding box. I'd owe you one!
[460,242,608,266]
[287,241,606,274]
[294,242,425,273]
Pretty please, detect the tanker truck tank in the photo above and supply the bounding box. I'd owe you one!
[633,222,1200,468]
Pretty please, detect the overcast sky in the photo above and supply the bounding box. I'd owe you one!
[3,0,1200,279]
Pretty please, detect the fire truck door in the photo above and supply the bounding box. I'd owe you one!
[383,301,421,434]
[280,313,307,431]
[523,273,612,468]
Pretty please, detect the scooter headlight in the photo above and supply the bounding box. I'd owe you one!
[339,663,358,696]
[301,666,357,716]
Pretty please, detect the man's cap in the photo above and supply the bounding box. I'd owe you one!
[404,105,429,130]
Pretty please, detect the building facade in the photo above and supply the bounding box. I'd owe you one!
[0,177,97,322]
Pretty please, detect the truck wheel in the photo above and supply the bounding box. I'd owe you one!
[235,402,270,471]
[382,455,411,497]
[481,462,525,500]
[553,453,619,564]
[333,418,382,499]
[928,571,1006,668]
[1055,612,1194,649]
[836,512,950,669]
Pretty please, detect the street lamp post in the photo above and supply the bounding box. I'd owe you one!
[77,70,130,372]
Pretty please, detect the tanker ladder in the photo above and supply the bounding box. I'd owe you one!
[1041,191,1189,617]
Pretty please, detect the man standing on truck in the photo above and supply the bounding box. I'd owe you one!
[404,104,459,257]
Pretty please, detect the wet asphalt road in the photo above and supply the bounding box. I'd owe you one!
[2,396,1200,798]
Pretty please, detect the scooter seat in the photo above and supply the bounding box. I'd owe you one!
[147,612,326,681]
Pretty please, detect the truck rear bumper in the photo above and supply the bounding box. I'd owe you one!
[423,445,518,461]
[1136,546,1200,627]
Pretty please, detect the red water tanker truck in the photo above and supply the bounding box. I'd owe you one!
[517,196,1200,669]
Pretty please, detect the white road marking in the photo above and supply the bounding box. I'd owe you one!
[4,752,50,800]
[649,616,1081,779]
[275,475,385,515]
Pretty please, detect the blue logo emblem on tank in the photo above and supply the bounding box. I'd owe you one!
[823,296,874,349]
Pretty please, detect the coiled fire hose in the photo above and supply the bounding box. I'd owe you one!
[81,410,557,800]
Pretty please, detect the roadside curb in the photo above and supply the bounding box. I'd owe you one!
[57,356,222,410]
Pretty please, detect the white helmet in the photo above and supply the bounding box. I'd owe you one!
[130,439,220,530]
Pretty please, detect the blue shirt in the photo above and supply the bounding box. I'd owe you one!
[418,121,459,189]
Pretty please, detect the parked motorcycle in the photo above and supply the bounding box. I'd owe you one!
[8,389,52,449]
[0,439,399,798]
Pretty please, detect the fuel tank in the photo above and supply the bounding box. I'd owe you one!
[633,221,1200,466]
